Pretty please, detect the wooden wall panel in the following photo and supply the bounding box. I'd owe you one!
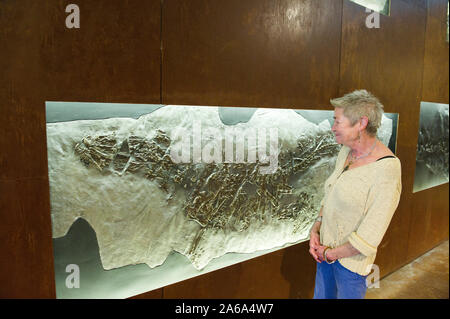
[0,177,54,298]
[407,0,449,261]
[422,0,449,103]
[129,289,163,299]
[339,0,428,277]
[40,0,162,104]
[164,250,294,299]
[407,0,428,10]
[280,241,317,298]
[162,0,342,109]
[0,1,56,298]
[0,0,163,298]
[0,1,49,181]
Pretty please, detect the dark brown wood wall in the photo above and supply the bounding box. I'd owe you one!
[0,0,448,299]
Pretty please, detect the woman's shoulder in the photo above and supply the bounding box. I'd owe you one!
[374,156,401,181]
[371,142,401,176]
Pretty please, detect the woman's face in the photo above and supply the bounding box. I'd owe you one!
[332,107,358,146]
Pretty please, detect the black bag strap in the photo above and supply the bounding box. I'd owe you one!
[377,155,396,161]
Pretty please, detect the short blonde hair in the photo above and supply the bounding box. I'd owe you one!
[330,90,384,136]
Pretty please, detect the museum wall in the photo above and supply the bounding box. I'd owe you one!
[0,0,448,298]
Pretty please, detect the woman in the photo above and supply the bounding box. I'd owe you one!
[309,90,402,299]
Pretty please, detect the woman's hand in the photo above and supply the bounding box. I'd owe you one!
[309,225,322,263]
[314,245,327,263]
[315,245,337,263]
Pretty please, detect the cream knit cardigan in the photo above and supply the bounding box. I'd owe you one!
[319,145,402,276]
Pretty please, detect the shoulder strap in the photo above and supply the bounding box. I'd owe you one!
[377,155,396,161]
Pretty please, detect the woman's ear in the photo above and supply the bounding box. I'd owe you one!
[359,116,369,130]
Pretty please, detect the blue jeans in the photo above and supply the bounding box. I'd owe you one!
[313,260,368,299]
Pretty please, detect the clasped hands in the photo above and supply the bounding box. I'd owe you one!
[309,230,335,263]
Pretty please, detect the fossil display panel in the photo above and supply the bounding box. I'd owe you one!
[349,0,390,15]
[413,102,449,193]
[46,102,398,298]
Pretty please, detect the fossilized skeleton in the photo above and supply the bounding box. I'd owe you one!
[74,129,340,254]
[417,111,449,178]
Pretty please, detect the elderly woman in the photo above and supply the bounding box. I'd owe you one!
[309,90,402,299]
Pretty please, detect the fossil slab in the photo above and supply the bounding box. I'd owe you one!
[413,102,449,193]
[47,104,394,272]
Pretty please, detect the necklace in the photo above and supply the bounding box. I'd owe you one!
[343,140,377,171]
